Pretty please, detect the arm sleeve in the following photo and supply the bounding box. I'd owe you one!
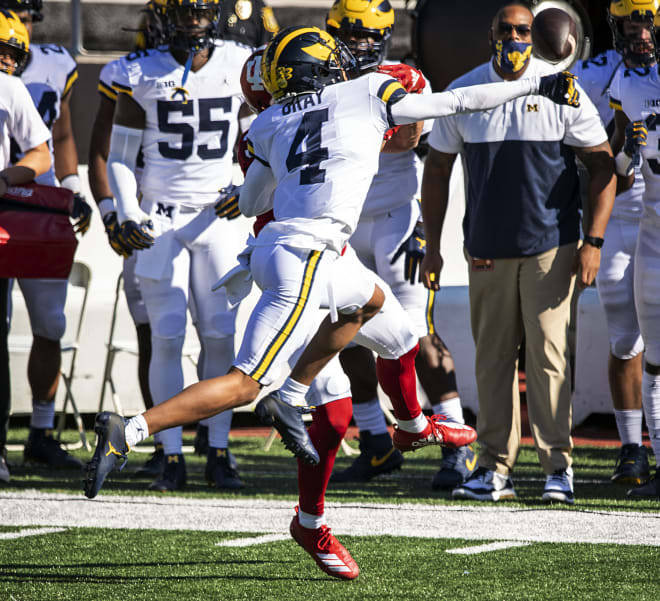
[9,78,51,151]
[238,159,276,217]
[609,69,623,111]
[390,76,541,125]
[107,124,145,224]
[564,86,608,148]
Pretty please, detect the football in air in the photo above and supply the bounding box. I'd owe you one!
[531,7,577,64]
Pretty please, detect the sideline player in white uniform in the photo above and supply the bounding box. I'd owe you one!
[324,0,474,489]
[608,7,660,499]
[0,0,92,471]
[88,0,170,480]
[0,10,51,483]
[572,0,656,485]
[106,0,252,491]
[85,25,578,570]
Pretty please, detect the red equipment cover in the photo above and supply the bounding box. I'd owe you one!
[0,183,77,278]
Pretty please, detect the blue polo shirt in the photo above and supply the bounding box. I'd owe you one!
[428,57,607,259]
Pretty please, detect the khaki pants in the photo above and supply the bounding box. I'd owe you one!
[466,243,577,476]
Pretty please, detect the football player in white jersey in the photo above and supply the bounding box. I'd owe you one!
[571,0,657,485]
[106,0,252,492]
[0,10,51,483]
[0,0,92,471]
[323,0,474,489]
[608,6,660,499]
[86,24,578,550]
[88,0,169,480]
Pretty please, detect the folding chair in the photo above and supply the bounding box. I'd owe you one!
[99,272,199,415]
[55,261,92,451]
[9,262,92,450]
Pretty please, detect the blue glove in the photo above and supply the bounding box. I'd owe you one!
[214,185,241,220]
[624,120,648,168]
[538,71,580,107]
[119,219,155,250]
[102,212,132,258]
[391,222,427,285]
[72,193,93,235]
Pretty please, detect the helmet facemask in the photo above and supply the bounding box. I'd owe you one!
[166,1,220,54]
[608,10,656,66]
[327,23,390,73]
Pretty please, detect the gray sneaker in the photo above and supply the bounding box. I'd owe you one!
[452,466,517,501]
[542,467,574,505]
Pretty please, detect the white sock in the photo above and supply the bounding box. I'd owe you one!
[208,409,233,449]
[613,409,643,446]
[124,414,149,448]
[396,413,428,433]
[31,401,55,429]
[279,377,310,408]
[298,509,325,529]
[352,399,388,435]
[432,396,465,424]
[642,372,660,463]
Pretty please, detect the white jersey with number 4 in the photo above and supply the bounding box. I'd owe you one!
[247,72,407,253]
[610,66,660,221]
[16,43,77,185]
[112,42,252,207]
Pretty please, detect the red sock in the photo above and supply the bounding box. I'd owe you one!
[376,344,422,421]
[297,397,352,517]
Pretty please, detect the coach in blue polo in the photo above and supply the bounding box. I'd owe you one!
[420,2,616,504]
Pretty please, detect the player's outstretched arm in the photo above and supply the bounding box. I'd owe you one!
[390,72,579,125]
[238,160,277,218]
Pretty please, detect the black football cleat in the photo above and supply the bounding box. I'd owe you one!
[84,412,130,499]
[24,428,84,470]
[193,424,209,456]
[611,444,650,486]
[255,392,319,465]
[431,444,477,490]
[627,469,660,500]
[331,431,403,483]
[205,448,245,490]
[133,444,165,478]
[149,454,186,492]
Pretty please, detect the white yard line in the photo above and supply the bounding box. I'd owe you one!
[2,490,660,547]
[216,534,290,547]
[446,541,532,555]
[0,527,67,540]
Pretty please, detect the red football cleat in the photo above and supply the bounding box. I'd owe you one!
[392,414,477,452]
[289,514,359,580]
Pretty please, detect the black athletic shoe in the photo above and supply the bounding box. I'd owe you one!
[134,444,165,478]
[84,412,130,499]
[149,454,186,492]
[612,444,650,485]
[331,431,403,483]
[431,444,477,490]
[205,448,245,490]
[255,392,319,465]
[24,427,84,470]
[627,469,660,499]
[193,424,209,456]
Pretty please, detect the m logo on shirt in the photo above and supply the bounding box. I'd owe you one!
[527,104,538,112]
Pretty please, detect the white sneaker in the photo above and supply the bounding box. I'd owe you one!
[452,467,516,501]
[0,449,10,483]
[542,467,574,504]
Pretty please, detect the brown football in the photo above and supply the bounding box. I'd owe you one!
[532,7,577,63]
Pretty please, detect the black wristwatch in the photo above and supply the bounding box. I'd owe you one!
[583,235,604,249]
